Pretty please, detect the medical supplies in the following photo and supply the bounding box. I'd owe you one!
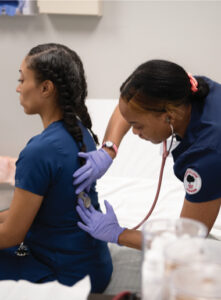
[141,218,207,300]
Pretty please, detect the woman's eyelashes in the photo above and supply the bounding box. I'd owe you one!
[134,125,143,130]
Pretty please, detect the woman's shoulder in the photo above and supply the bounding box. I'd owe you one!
[18,135,63,166]
[174,145,221,177]
[22,133,57,156]
[201,76,221,96]
[25,122,77,155]
[21,120,96,160]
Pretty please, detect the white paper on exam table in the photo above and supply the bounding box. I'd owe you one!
[0,275,90,300]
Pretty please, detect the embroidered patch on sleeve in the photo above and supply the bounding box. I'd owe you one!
[184,168,202,195]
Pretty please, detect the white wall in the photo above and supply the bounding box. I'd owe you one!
[0,1,221,156]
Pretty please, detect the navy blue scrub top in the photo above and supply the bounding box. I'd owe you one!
[172,77,221,203]
[0,120,112,293]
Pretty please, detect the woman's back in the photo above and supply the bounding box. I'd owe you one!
[13,120,113,291]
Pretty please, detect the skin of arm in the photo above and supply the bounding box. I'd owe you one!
[0,210,9,224]
[118,229,142,250]
[117,197,221,250]
[180,197,221,233]
[0,187,43,249]
[102,104,131,159]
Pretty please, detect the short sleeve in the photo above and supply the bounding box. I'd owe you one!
[15,140,62,196]
[174,148,221,203]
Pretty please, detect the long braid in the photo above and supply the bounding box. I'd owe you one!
[27,44,98,160]
[60,46,99,145]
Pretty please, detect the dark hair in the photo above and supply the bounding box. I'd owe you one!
[120,60,209,112]
[26,43,99,158]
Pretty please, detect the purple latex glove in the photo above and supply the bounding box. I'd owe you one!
[76,198,126,244]
[73,149,113,194]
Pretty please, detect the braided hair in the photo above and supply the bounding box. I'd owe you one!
[120,59,209,112]
[26,43,99,159]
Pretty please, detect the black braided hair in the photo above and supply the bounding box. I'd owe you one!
[120,59,209,112]
[56,44,99,145]
[26,43,99,161]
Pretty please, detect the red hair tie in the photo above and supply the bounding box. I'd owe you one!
[188,73,198,93]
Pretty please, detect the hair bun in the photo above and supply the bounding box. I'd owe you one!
[191,77,209,101]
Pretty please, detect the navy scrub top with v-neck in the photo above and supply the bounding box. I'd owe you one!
[0,120,113,293]
[172,77,221,203]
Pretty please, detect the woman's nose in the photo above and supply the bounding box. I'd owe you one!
[16,85,20,93]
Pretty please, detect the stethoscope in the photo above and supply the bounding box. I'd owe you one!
[132,124,175,230]
[77,123,176,231]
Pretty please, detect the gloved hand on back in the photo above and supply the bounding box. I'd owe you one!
[76,198,126,244]
[73,148,113,194]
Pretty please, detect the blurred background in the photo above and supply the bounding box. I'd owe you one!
[0,0,220,157]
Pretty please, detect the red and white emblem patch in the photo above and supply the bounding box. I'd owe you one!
[184,168,202,195]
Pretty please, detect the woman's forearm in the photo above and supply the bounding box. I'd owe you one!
[102,105,131,159]
[0,221,24,249]
[118,229,142,250]
[0,188,44,249]
[0,209,9,224]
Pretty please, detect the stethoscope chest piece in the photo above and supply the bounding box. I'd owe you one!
[78,191,91,208]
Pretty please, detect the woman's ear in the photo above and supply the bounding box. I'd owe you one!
[160,110,174,124]
[41,80,55,97]
[164,105,178,123]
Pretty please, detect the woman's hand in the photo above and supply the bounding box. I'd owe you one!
[73,149,113,194]
[76,198,125,244]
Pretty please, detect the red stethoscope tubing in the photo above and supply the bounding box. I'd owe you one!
[131,138,173,230]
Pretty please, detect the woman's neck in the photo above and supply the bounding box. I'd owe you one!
[40,107,63,129]
[174,104,192,139]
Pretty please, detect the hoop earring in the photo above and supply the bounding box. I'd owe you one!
[169,123,174,136]
[166,116,170,123]
[166,117,174,137]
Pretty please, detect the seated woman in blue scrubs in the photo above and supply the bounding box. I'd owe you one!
[74,59,221,249]
[0,43,112,292]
